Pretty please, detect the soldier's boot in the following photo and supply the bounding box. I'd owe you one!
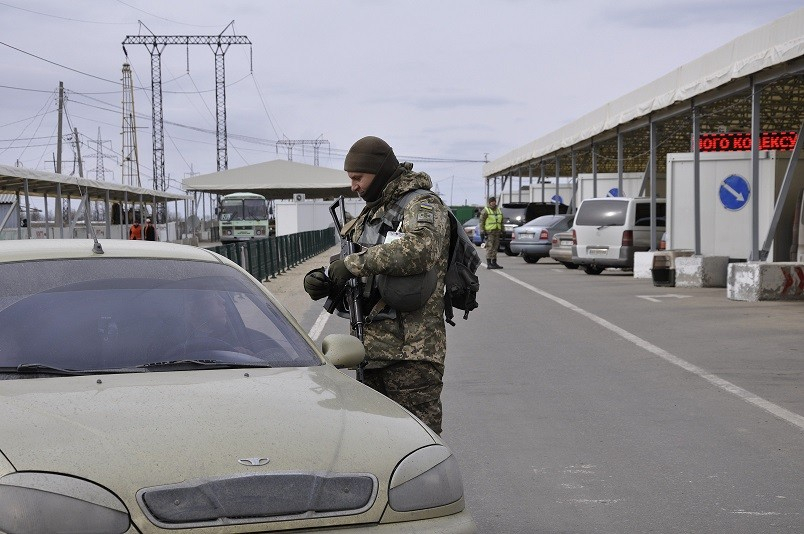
[493,260,504,269]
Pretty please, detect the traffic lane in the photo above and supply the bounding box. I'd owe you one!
[499,257,804,420]
[443,263,804,533]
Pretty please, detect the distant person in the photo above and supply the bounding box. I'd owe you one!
[480,196,503,269]
[129,221,142,240]
[144,218,156,241]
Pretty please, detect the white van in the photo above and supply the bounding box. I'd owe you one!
[572,197,666,275]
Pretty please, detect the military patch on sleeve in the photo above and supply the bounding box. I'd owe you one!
[415,203,435,224]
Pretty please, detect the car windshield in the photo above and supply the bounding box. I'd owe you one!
[523,215,565,227]
[219,198,268,221]
[0,258,320,377]
[502,207,527,224]
[575,200,627,226]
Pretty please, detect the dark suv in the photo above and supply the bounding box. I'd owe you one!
[500,202,568,255]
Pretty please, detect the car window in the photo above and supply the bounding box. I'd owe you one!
[0,258,321,375]
[634,203,667,226]
[524,215,564,227]
[575,200,627,226]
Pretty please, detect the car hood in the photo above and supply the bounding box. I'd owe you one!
[0,366,435,527]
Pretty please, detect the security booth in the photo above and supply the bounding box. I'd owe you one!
[666,148,804,262]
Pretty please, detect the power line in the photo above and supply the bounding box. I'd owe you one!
[0,41,120,84]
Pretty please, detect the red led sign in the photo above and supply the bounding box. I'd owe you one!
[699,131,798,152]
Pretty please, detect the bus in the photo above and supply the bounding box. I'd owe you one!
[217,192,271,244]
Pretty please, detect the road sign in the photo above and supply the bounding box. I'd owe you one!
[551,194,563,204]
[718,174,750,211]
[607,188,619,197]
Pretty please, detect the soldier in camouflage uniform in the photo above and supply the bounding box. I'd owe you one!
[303,136,451,434]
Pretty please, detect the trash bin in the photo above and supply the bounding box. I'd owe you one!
[651,250,694,287]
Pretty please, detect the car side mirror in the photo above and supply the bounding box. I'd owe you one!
[321,334,365,369]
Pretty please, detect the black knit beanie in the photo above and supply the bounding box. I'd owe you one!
[344,136,400,202]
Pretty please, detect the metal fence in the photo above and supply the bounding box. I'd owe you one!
[207,228,336,281]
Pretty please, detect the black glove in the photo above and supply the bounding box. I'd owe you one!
[328,259,354,292]
[303,267,331,301]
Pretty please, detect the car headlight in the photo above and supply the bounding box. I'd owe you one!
[0,472,129,534]
[388,445,464,512]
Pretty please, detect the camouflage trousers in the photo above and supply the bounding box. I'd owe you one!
[362,361,444,434]
[485,230,501,261]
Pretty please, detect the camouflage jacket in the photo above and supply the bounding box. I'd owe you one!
[343,163,450,367]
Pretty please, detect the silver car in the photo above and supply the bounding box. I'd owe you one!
[509,214,574,263]
[0,239,476,533]
[549,229,580,269]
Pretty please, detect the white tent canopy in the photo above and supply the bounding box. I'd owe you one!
[182,159,354,200]
[484,8,804,177]
[0,164,189,203]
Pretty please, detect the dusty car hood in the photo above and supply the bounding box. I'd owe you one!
[0,366,434,526]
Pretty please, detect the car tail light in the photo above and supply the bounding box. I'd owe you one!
[622,230,633,247]
[572,229,577,245]
[659,236,667,250]
[552,236,559,245]
[539,229,549,240]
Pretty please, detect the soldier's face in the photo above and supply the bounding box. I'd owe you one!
[348,172,376,196]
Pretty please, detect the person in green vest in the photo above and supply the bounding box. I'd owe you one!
[479,196,504,269]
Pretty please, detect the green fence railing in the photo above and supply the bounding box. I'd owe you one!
[207,228,336,281]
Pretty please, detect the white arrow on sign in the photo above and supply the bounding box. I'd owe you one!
[637,294,693,303]
[722,182,745,202]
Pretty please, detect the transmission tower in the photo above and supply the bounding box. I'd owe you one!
[121,63,141,187]
[123,22,251,190]
[277,135,330,166]
[92,127,115,181]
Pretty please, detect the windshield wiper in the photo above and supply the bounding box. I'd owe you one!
[5,364,88,376]
[137,359,272,370]
[3,364,147,376]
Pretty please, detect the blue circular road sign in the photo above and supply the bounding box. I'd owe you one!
[607,188,619,197]
[719,174,750,211]
[551,194,563,204]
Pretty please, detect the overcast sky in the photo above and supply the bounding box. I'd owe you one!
[1,0,802,206]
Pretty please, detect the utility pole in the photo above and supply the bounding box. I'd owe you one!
[276,135,330,166]
[123,22,251,189]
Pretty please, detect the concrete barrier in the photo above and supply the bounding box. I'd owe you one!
[727,262,804,301]
[675,256,729,288]
[633,251,654,279]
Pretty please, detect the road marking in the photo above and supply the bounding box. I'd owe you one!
[637,294,693,303]
[495,270,804,432]
[309,309,330,341]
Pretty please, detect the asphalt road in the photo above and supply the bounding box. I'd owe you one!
[287,252,804,533]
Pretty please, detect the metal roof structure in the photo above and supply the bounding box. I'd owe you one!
[0,164,189,204]
[483,9,804,185]
[182,159,354,200]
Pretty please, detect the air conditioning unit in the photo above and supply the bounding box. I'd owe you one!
[293,193,305,202]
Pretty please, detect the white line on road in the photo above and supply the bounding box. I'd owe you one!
[637,294,693,303]
[495,270,804,432]
[308,309,331,341]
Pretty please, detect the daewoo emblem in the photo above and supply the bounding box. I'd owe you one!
[238,457,270,466]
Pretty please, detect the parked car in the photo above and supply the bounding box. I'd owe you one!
[0,239,476,533]
[549,228,580,269]
[462,216,484,246]
[572,197,666,275]
[500,202,568,256]
[510,214,574,263]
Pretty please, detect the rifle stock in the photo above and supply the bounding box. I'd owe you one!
[323,197,366,380]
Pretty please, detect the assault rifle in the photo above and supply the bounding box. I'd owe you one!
[323,196,366,381]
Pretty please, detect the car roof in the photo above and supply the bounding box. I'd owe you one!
[0,239,226,264]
